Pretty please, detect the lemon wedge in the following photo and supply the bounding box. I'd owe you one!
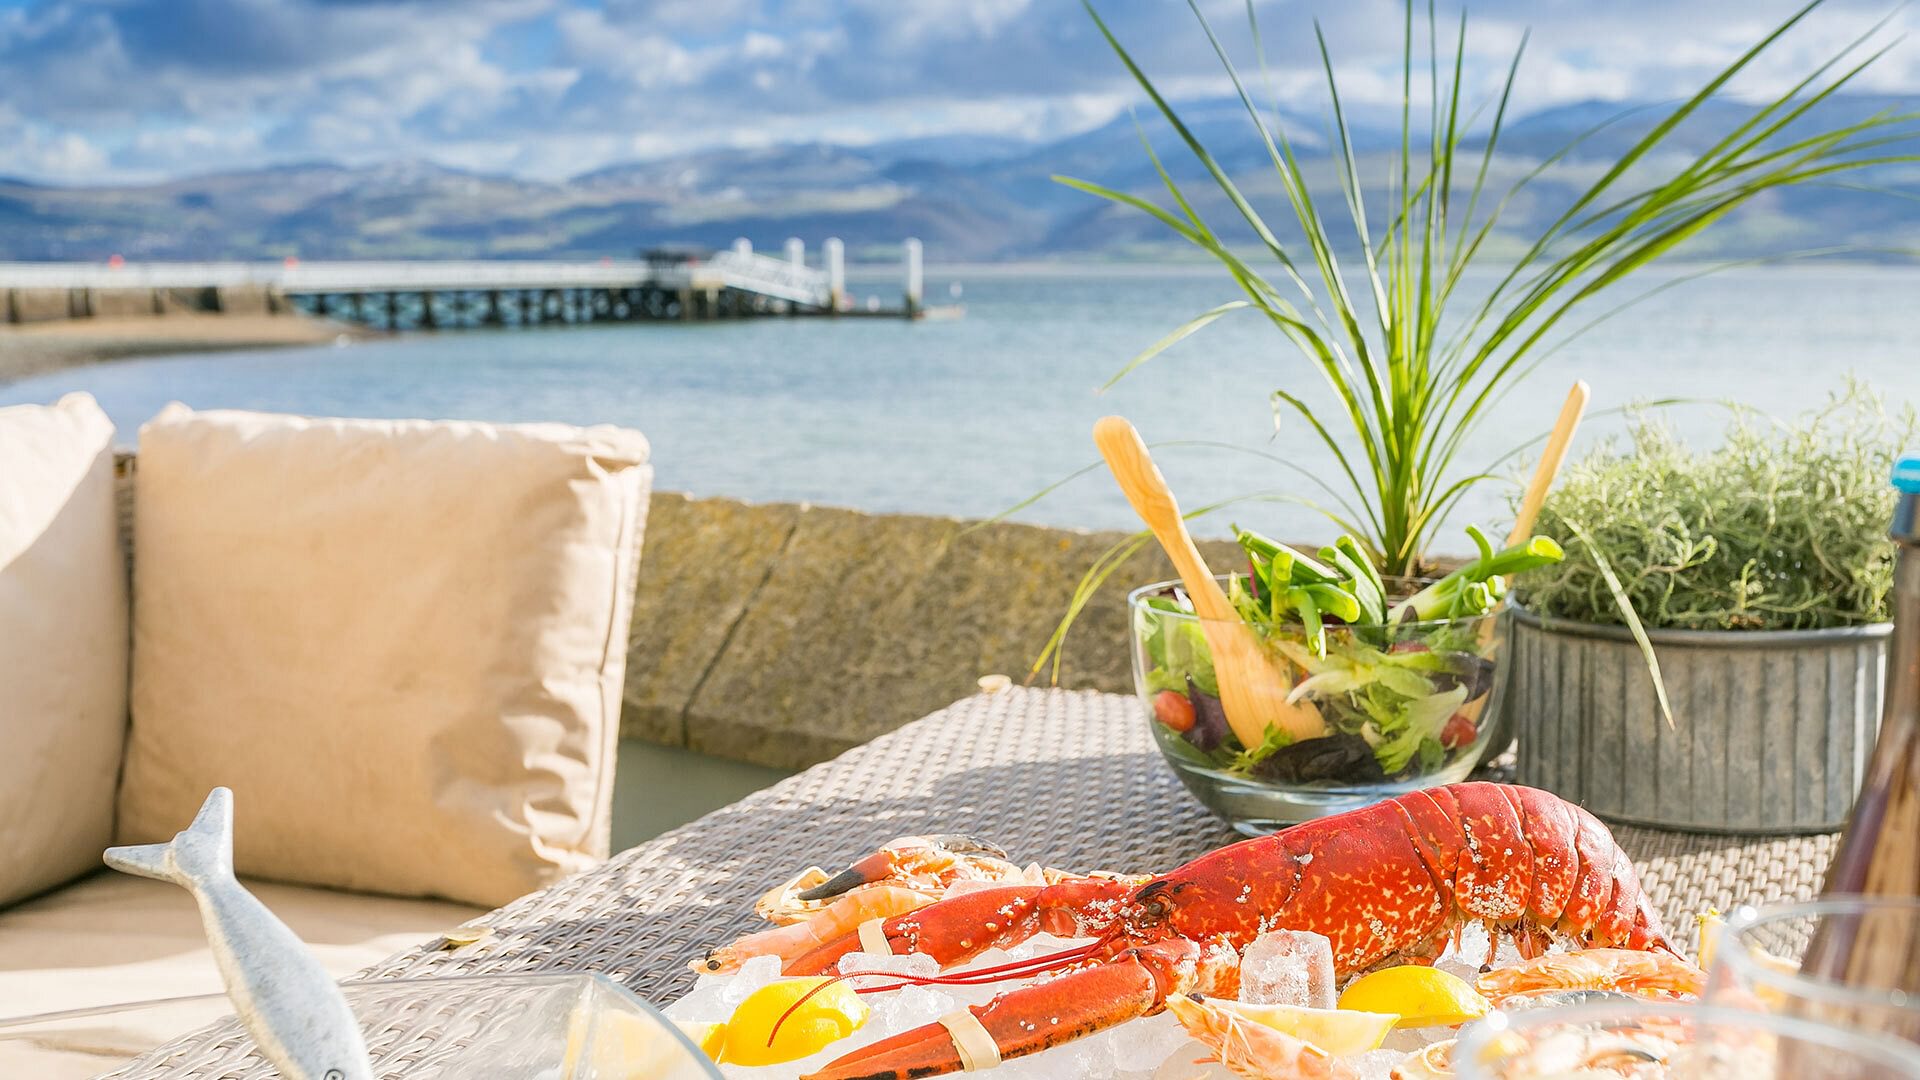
[1697,910,1725,970]
[1210,998,1397,1054]
[722,977,870,1066]
[675,1020,727,1062]
[1337,966,1489,1028]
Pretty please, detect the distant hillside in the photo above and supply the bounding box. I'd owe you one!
[4,94,1919,263]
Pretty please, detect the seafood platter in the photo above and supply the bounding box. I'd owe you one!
[666,782,1725,1080]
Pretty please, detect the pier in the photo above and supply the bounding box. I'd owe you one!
[0,238,928,329]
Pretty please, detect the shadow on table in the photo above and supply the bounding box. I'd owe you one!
[400,750,1237,1005]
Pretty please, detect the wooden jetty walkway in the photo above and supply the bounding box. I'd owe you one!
[0,238,929,329]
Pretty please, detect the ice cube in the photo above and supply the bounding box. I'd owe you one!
[1108,1012,1198,1078]
[1006,931,1093,961]
[666,955,783,1024]
[871,983,953,1032]
[1346,1048,1407,1080]
[838,949,938,979]
[1380,1026,1447,1055]
[719,954,784,1008]
[1238,929,1336,1008]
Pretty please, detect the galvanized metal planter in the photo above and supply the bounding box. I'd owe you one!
[1504,605,1891,834]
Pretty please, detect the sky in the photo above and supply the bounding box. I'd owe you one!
[2,0,1918,185]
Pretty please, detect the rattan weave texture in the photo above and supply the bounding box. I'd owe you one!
[121,688,1838,1077]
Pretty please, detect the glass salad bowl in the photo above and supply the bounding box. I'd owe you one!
[1130,575,1506,833]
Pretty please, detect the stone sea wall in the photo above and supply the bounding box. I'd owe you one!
[622,493,1244,770]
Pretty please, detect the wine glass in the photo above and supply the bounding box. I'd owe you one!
[1708,895,1920,1045]
[1453,998,1920,1080]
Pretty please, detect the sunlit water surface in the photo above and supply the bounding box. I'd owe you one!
[7,265,1917,542]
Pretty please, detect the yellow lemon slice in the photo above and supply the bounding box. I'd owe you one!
[1337,966,1489,1028]
[675,1020,727,1062]
[723,977,870,1066]
[1697,910,1724,970]
[1210,998,1397,1054]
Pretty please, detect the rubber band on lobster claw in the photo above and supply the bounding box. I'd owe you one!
[797,782,1680,1080]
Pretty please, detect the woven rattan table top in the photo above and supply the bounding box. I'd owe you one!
[119,687,1840,1077]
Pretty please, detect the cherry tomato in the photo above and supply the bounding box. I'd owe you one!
[1440,712,1477,750]
[1153,690,1196,733]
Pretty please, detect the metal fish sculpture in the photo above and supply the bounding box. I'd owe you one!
[104,787,373,1080]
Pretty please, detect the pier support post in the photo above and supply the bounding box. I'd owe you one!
[731,238,752,257]
[678,287,694,321]
[785,237,805,268]
[903,237,923,317]
[824,237,845,313]
[485,290,504,326]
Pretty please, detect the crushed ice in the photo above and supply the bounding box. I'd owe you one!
[664,923,1558,1079]
[1239,929,1336,1008]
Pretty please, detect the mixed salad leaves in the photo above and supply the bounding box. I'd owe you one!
[1139,525,1564,784]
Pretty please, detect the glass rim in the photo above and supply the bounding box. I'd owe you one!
[1719,894,1920,1013]
[1127,576,1499,633]
[1455,997,1920,1078]
[0,968,656,1022]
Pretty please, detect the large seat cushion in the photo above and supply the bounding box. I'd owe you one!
[0,393,128,908]
[117,406,651,907]
[0,870,482,1078]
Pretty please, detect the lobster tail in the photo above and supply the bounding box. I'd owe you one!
[1446,783,1673,955]
[1138,783,1674,977]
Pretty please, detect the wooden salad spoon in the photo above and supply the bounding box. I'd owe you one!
[1507,380,1590,548]
[1093,415,1325,747]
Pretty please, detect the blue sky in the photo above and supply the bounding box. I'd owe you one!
[1,0,1914,184]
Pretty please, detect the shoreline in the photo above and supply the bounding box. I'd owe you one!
[0,313,376,387]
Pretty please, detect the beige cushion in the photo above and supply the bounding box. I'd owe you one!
[118,406,651,907]
[0,870,481,1080]
[0,392,128,908]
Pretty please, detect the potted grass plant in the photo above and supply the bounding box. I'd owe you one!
[1507,385,1915,833]
[1028,0,1920,826]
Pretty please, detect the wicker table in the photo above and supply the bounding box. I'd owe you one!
[122,688,1840,1076]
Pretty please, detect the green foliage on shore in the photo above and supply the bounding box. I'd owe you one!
[1517,382,1915,631]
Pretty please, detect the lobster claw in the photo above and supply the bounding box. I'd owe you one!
[798,835,1011,901]
[801,939,1209,1080]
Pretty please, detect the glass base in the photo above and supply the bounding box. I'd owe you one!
[1161,741,1482,834]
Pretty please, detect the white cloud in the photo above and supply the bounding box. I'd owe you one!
[5,125,109,178]
[0,0,1916,183]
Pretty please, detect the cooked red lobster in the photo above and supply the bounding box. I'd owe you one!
[778,782,1673,1080]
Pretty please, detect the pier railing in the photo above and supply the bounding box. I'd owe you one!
[0,257,830,306]
[0,239,937,326]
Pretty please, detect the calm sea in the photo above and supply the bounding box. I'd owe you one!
[6,265,1918,543]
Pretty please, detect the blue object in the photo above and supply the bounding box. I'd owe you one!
[1897,454,1920,494]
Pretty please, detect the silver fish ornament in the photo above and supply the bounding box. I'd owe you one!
[105,787,374,1080]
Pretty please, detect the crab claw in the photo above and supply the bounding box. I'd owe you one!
[801,938,1209,1080]
[797,835,1011,902]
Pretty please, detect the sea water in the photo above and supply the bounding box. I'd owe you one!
[6,264,1919,542]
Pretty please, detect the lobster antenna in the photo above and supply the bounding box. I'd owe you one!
[766,938,1108,1047]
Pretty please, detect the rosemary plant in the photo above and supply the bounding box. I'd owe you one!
[1520,383,1916,632]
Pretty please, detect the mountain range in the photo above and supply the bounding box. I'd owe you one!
[4,93,1920,263]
